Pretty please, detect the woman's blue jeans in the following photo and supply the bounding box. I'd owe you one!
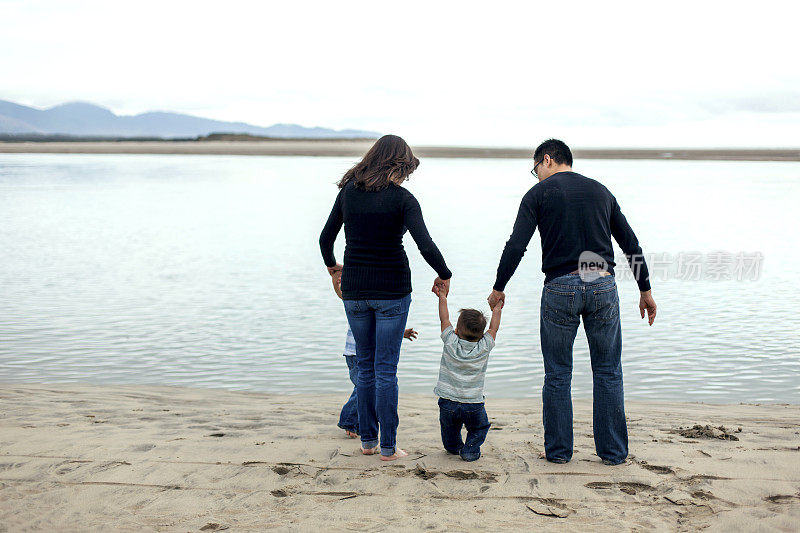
[343,294,411,456]
[540,274,627,465]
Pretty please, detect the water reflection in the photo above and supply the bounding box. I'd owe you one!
[0,154,798,403]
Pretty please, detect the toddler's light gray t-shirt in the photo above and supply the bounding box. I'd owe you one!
[433,325,494,403]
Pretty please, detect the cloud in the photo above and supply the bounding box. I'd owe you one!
[701,92,800,115]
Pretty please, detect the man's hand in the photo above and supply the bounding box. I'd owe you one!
[488,290,505,309]
[327,263,343,277]
[432,277,451,297]
[639,290,657,326]
[403,328,418,341]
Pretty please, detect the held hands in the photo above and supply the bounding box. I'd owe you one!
[431,277,450,297]
[639,290,657,326]
[488,290,505,310]
[490,297,504,312]
[403,328,418,341]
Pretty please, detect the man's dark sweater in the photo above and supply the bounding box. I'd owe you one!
[494,171,651,292]
[320,181,452,300]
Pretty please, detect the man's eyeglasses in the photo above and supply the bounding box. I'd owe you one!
[530,158,543,178]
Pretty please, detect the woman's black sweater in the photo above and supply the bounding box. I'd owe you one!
[319,181,451,300]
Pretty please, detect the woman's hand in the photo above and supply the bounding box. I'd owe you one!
[327,263,343,277]
[431,277,451,297]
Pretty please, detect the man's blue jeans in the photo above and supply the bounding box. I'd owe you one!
[337,355,359,434]
[343,294,411,456]
[438,397,491,461]
[540,274,627,465]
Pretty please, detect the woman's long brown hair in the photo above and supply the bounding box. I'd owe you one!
[337,134,419,190]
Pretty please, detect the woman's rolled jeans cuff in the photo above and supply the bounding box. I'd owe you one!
[359,440,396,458]
[381,446,396,457]
[361,438,379,449]
[361,439,395,457]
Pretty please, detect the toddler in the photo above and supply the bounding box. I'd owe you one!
[434,288,502,461]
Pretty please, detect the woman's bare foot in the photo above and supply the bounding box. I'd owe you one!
[360,445,379,455]
[345,430,358,439]
[379,448,408,461]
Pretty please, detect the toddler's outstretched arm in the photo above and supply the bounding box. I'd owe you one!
[486,299,503,340]
[438,291,452,332]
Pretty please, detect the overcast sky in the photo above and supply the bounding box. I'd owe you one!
[2,0,798,147]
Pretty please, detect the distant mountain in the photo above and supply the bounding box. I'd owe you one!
[0,99,380,139]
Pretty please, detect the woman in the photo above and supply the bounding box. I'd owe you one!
[319,134,451,461]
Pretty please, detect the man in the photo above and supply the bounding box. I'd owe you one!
[488,139,657,465]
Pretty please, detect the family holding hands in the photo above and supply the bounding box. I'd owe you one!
[320,135,656,465]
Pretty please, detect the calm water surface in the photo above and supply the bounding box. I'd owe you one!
[0,153,798,403]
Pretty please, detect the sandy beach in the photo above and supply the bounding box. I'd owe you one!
[1,140,799,161]
[0,384,797,531]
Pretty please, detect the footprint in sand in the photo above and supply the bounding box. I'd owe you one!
[129,443,156,452]
[585,481,655,495]
[443,470,499,483]
[199,523,229,531]
[0,462,22,473]
[764,494,800,504]
[445,470,479,480]
[639,463,674,474]
[691,490,718,501]
[412,465,437,480]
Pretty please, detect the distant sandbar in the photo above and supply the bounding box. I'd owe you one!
[1,140,798,161]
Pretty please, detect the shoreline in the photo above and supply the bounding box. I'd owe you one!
[1,140,799,161]
[1,383,798,530]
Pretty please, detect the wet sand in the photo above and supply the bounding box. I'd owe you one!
[0,383,798,531]
[1,140,799,161]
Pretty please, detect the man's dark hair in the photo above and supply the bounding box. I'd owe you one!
[456,308,487,342]
[534,139,573,167]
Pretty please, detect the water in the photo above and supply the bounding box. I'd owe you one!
[1,153,798,403]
